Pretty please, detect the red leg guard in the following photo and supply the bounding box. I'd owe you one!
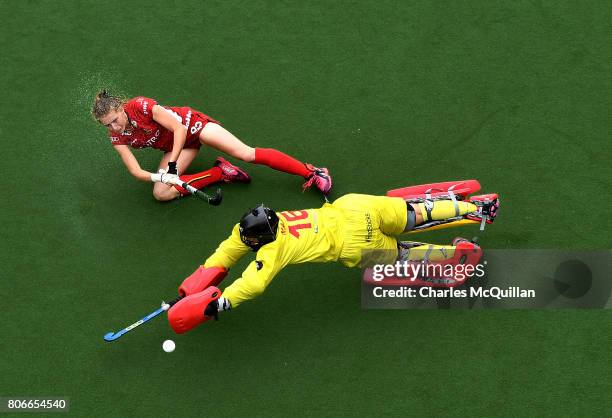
[253,148,311,178]
[173,167,224,196]
[363,239,483,288]
[168,287,221,334]
[179,266,227,296]
[387,179,481,201]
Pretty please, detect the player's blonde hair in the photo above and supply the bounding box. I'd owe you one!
[91,90,125,121]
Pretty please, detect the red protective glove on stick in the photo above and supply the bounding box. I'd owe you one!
[168,287,221,334]
[179,266,227,296]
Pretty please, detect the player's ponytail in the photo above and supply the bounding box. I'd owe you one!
[91,90,126,121]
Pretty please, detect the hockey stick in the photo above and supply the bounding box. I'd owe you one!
[103,296,183,342]
[177,181,223,206]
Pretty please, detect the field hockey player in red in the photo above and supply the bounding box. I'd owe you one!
[92,91,332,201]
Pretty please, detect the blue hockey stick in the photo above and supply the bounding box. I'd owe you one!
[103,296,183,342]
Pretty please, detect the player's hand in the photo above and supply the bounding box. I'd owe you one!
[151,169,180,185]
[204,297,229,321]
[150,170,164,183]
[162,173,180,185]
[167,161,178,175]
[204,300,219,319]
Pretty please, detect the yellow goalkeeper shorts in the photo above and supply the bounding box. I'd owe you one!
[331,194,407,267]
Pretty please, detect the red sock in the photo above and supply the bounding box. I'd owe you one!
[253,148,311,178]
[173,167,223,196]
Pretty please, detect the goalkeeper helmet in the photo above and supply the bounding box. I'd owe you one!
[239,204,279,251]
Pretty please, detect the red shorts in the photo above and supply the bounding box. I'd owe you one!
[182,111,221,150]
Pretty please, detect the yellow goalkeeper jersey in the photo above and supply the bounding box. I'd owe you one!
[203,195,408,307]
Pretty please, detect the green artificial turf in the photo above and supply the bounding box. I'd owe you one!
[1,0,611,416]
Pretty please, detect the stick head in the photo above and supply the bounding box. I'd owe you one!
[103,332,117,342]
[209,188,222,206]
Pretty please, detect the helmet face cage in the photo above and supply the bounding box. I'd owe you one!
[240,235,262,249]
[239,204,279,251]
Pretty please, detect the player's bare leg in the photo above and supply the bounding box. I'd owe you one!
[199,123,332,194]
[153,148,199,201]
[199,123,256,161]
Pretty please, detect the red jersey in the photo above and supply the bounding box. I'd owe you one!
[108,97,219,152]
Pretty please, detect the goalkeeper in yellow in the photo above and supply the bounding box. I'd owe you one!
[168,180,500,334]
